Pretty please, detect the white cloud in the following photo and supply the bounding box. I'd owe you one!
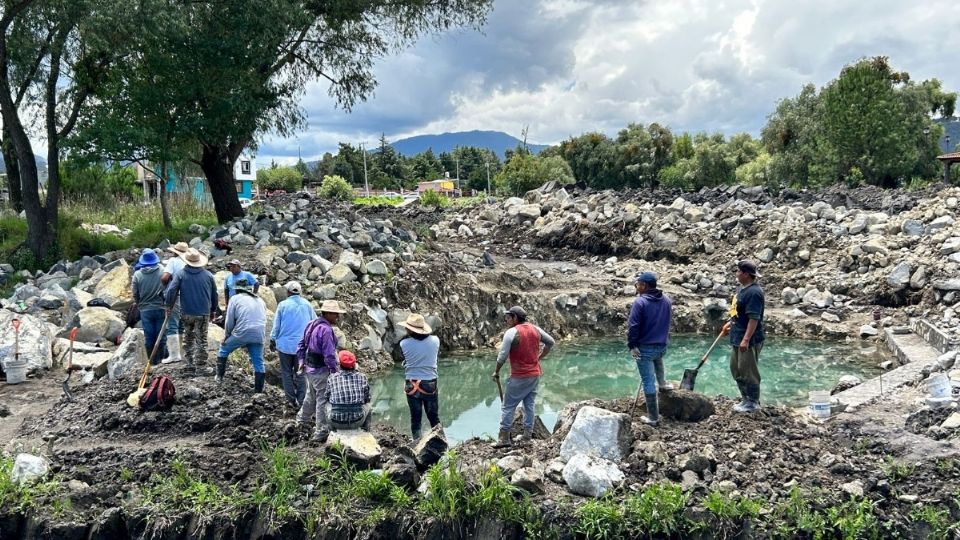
[258,0,960,163]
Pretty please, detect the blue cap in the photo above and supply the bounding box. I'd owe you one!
[138,249,159,268]
[634,271,657,286]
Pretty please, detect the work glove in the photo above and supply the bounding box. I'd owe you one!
[269,339,277,352]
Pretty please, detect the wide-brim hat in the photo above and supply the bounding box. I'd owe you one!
[168,242,190,255]
[182,248,209,268]
[234,278,255,295]
[138,249,159,268]
[400,313,432,334]
[319,300,347,314]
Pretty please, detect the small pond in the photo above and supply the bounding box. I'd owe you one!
[369,335,884,444]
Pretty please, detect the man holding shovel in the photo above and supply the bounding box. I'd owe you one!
[729,260,765,413]
[492,306,555,448]
[627,271,673,427]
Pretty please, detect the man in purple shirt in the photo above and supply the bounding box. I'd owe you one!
[296,300,347,442]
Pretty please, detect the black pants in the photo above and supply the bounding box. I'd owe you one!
[405,379,440,437]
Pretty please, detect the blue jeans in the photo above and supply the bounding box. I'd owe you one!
[165,304,181,337]
[405,379,440,437]
[140,308,166,365]
[500,376,539,431]
[635,344,667,394]
[217,335,264,373]
[278,351,305,405]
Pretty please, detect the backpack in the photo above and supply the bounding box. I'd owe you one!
[139,375,176,411]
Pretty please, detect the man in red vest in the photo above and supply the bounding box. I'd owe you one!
[492,305,555,448]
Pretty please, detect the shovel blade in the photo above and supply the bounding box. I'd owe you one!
[680,368,698,391]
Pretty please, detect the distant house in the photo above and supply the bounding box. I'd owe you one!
[135,151,256,203]
[417,179,456,193]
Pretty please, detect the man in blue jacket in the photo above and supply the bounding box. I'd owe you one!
[164,249,218,375]
[627,271,673,426]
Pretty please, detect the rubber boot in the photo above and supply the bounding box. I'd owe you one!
[641,393,659,426]
[254,372,265,393]
[215,357,227,385]
[733,382,752,412]
[747,384,761,412]
[161,335,182,364]
[491,429,513,448]
[518,428,533,443]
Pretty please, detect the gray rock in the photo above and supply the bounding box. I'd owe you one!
[886,262,912,290]
[821,312,840,323]
[562,454,624,498]
[681,470,699,491]
[657,390,716,422]
[11,453,48,485]
[781,288,801,305]
[511,467,545,495]
[414,425,448,469]
[757,248,775,263]
[75,307,125,343]
[559,406,633,463]
[0,310,54,371]
[365,260,388,276]
[327,264,357,284]
[933,279,960,291]
[517,204,542,221]
[327,430,382,468]
[496,455,530,477]
[338,250,364,271]
[901,219,925,236]
[802,289,834,308]
[859,324,879,338]
[107,328,148,379]
[910,266,928,289]
[940,237,960,256]
[281,232,303,250]
[633,441,669,464]
[312,285,338,301]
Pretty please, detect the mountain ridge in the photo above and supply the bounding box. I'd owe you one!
[390,130,549,158]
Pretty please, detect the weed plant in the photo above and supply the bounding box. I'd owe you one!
[418,189,450,208]
[353,195,403,206]
[881,457,915,484]
[825,496,881,540]
[909,505,956,539]
[0,455,65,514]
[767,487,828,539]
[140,457,238,531]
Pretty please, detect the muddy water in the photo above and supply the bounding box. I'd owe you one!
[369,336,884,444]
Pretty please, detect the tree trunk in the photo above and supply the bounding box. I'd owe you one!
[1,130,23,213]
[159,161,172,229]
[199,143,244,223]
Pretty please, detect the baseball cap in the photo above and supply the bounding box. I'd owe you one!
[338,350,357,370]
[736,260,761,277]
[634,271,657,286]
[505,306,527,320]
[285,281,302,294]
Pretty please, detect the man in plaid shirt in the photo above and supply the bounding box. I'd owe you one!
[324,350,372,430]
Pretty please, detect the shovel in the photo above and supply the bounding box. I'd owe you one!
[62,328,79,402]
[127,311,170,407]
[11,318,20,362]
[680,322,730,391]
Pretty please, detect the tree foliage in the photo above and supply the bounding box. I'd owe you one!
[318,174,354,201]
[257,166,302,192]
[495,153,574,196]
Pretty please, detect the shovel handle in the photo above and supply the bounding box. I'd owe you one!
[695,322,731,369]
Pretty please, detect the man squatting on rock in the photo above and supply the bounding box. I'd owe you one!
[324,350,372,431]
[627,271,673,426]
[270,281,315,407]
[492,306,555,448]
[164,248,218,375]
[730,259,765,413]
[398,313,441,440]
[217,278,267,392]
[297,300,347,442]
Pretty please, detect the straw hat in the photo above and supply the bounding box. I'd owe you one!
[182,248,209,268]
[168,242,190,256]
[319,300,346,314]
[399,313,432,335]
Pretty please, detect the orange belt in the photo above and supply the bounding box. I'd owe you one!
[404,379,436,396]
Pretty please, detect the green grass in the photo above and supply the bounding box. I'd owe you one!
[140,457,238,531]
[881,457,915,484]
[909,505,956,539]
[0,455,67,515]
[353,195,403,207]
[825,496,881,540]
[767,487,828,539]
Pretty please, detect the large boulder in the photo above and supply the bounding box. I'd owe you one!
[328,430,382,468]
[657,390,716,422]
[11,454,49,485]
[511,466,545,495]
[75,307,126,343]
[886,262,912,290]
[338,251,364,272]
[108,328,148,379]
[93,261,133,310]
[559,406,633,463]
[562,454,624,498]
[327,264,357,284]
[414,425,448,469]
[0,310,55,371]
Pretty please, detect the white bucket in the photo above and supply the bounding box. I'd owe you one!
[3,359,28,385]
[808,390,831,419]
[926,374,951,399]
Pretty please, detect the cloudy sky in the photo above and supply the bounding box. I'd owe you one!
[258,0,960,165]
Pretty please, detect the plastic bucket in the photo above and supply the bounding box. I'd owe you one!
[3,359,27,385]
[926,374,951,399]
[808,390,831,419]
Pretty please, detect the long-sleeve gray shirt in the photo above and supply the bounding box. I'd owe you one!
[496,324,555,366]
[132,266,165,310]
[224,293,266,343]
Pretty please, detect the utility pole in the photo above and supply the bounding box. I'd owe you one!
[485,161,491,195]
[360,142,369,196]
[454,147,460,193]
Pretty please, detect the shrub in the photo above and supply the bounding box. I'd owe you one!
[419,189,449,208]
[319,175,354,200]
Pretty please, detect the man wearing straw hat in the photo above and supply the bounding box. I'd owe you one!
[398,313,441,440]
[270,281,315,406]
[159,241,190,364]
[164,248,218,375]
[217,278,267,392]
[132,249,166,365]
[296,299,347,442]
[729,260,765,413]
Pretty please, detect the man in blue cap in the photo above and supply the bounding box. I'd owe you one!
[132,249,166,364]
[627,271,673,426]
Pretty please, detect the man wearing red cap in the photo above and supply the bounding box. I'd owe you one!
[324,350,371,432]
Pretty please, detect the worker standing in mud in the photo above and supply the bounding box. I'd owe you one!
[270,281,315,406]
[398,313,441,440]
[159,242,190,364]
[164,249,218,375]
[131,249,167,365]
[224,259,259,304]
[627,271,673,426]
[492,306,555,448]
[729,260,765,413]
[217,279,267,392]
[297,300,347,442]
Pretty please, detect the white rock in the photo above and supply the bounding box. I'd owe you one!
[0,310,54,371]
[328,264,357,284]
[821,312,840,323]
[781,288,801,305]
[337,251,364,271]
[559,406,633,463]
[11,453,49,485]
[859,325,879,338]
[886,262,912,290]
[562,454,624,498]
[108,328,148,379]
[93,261,133,310]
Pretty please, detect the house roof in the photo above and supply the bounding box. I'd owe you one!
[936,151,960,161]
